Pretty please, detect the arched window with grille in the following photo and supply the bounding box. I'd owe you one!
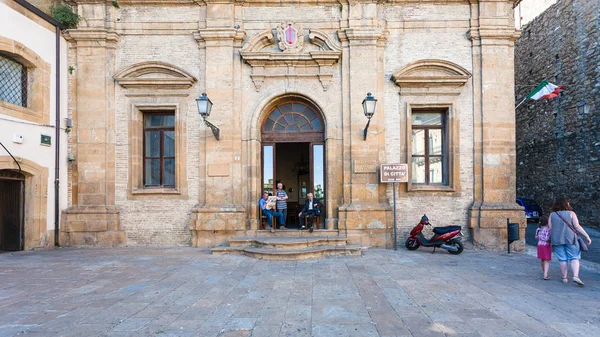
[0,54,28,107]
[261,100,324,142]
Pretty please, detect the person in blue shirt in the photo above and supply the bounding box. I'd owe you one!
[259,192,286,233]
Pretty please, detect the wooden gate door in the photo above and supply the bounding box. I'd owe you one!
[0,171,25,251]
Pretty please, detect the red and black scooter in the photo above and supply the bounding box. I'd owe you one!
[405,215,464,254]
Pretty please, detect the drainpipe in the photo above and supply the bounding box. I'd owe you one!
[13,0,62,247]
[54,25,61,247]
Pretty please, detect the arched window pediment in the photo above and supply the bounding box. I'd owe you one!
[114,61,197,89]
[391,59,471,88]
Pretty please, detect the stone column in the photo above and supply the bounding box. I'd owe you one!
[468,0,526,249]
[337,2,392,248]
[189,2,247,247]
[61,3,125,246]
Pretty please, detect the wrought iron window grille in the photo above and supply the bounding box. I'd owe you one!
[0,54,28,107]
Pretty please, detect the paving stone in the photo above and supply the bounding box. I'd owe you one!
[549,322,600,336]
[0,324,37,336]
[1,247,600,336]
[101,331,133,337]
[312,299,371,325]
[312,323,380,337]
[112,317,154,331]
[279,321,311,337]
[251,324,282,337]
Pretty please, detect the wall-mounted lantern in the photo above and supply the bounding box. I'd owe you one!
[196,92,220,140]
[362,92,377,140]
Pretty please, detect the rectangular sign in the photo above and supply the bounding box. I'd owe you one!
[380,164,408,183]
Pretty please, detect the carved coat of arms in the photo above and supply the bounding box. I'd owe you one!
[277,22,304,52]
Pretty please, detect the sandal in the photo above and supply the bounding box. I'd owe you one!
[543,275,549,280]
[270,227,275,233]
[561,277,568,283]
[573,277,584,286]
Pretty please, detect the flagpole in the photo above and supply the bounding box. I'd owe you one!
[515,97,528,109]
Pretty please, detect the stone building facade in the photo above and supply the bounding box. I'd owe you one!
[60,0,525,249]
[515,0,600,227]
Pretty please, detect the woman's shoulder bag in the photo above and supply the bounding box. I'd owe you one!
[556,212,588,253]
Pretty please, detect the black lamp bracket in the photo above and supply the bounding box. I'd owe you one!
[363,118,371,140]
[203,118,221,141]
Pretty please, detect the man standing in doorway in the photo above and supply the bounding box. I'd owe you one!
[276,182,289,227]
[299,192,320,233]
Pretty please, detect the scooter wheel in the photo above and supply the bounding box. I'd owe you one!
[405,238,420,251]
[447,240,464,255]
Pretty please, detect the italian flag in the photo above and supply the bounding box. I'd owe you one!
[527,80,566,100]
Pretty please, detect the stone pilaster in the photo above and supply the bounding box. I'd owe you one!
[468,0,526,249]
[337,3,392,248]
[189,3,247,245]
[61,2,125,246]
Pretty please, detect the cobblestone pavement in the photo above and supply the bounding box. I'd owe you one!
[1,247,599,337]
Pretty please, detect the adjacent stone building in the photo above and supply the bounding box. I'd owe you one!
[58,0,525,250]
[515,0,599,227]
[0,0,68,251]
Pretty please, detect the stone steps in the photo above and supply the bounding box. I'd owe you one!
[211,234,361,260]
[255,229,338,236]
[228,236,347,249]
[211,245,361,260]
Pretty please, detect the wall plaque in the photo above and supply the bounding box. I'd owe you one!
[353,160,378,173]
[208,164,230,177]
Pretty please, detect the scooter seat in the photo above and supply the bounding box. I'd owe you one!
[432,226,461,235]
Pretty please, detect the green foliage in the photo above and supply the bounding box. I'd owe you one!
[51,4,79,29]
[68,66,74,75]
[111,1,120,9]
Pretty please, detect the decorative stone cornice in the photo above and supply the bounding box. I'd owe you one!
[391,59,471,96]
[467,27,521,42]
[194,28,247,42]
[309,29,343,53]
[338,28,388,47]
[193,28,247,48]
[62,28,120,48]
[114,61,197,89]
[240,28,341,91]
[241,30,274,53]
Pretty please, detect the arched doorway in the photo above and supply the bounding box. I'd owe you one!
[0,170,25,251]
[261,99,325,228]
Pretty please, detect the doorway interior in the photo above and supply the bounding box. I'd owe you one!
[263,142,325,228]
[0,170,25,251]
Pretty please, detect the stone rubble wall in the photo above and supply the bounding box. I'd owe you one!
[515,0,600,227]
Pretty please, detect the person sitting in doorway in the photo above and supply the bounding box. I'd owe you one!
[259,192,286,233]
[298,192,321,233]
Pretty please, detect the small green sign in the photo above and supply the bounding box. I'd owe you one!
[41,134,51,146]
